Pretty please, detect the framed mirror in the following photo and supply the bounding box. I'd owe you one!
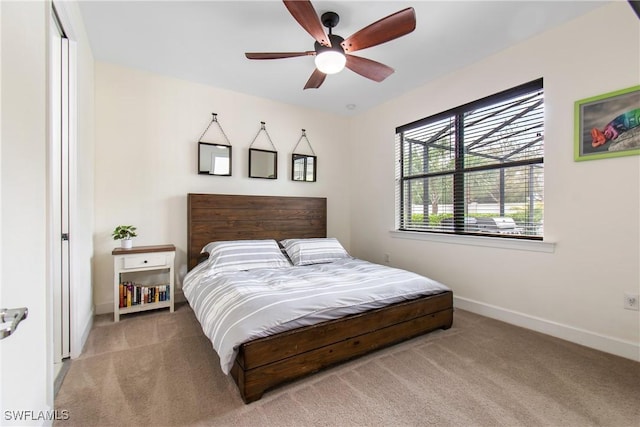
[249,148,277,179]
[292,154,317,182]
[199,142,232,176]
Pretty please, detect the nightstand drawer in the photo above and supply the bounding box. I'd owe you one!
[122,254,168,269]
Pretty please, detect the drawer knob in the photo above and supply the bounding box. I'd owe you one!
[143,260,148,263]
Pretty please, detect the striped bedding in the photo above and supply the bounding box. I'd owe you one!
[182,257,450,374]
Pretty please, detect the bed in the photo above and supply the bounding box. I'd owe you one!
[186,193,454,403]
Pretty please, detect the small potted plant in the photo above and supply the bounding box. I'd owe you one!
[112,225,137,249]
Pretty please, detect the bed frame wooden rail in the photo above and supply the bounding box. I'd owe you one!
[231,291,453,403]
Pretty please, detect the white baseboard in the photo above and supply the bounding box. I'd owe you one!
[71,308,94,358]
[94,302,111,315]
[93,292,639,361]
[453,296,640,362]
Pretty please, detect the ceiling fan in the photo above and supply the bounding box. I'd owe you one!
[245,0,416,90]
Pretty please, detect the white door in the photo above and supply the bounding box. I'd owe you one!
[1,0,56,420]
[51,8,71,362]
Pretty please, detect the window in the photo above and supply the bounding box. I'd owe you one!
[396,79,544,240]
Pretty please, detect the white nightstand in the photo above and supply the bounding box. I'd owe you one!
[112,244,175,322]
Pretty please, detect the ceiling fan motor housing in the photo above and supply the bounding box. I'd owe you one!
[315,34,345,55]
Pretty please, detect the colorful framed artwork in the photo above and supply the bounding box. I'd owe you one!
[574,85,640,161]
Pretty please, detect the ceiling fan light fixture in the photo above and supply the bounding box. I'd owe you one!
[314,50,346,74]
[245,3,417,89]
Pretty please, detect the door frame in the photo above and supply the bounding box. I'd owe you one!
[48,1,79,363]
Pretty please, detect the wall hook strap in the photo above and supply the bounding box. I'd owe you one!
[249,121,277,151]
[198,112,232,146]
[292,128,316,155]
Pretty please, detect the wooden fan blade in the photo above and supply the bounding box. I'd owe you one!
[245,51,315,60]
[341,7,416,53]
[304,68,327,89]
[345,55,394,82]
[283,0,330,47]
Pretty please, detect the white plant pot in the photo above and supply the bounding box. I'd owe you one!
[121,239,133,249]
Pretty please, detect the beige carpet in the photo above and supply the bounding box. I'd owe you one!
[54,303,640,427]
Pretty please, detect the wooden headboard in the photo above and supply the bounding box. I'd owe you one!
[187,193,327,270]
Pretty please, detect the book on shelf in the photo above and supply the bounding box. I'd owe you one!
[119,282,170,308]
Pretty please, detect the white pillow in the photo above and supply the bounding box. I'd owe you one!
[203,239,291,271]
[280,238,350,266]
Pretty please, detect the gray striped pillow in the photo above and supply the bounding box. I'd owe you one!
[280,238,349,266]
[204,239,291,271]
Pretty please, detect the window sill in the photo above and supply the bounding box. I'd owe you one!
[389,230,555,253]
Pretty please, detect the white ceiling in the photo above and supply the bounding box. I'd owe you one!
[78,0,608,116]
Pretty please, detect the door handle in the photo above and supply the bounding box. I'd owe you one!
[0,307,28,340]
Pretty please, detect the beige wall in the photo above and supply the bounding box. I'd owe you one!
[93,63,351,313]
[349,2,640,360]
